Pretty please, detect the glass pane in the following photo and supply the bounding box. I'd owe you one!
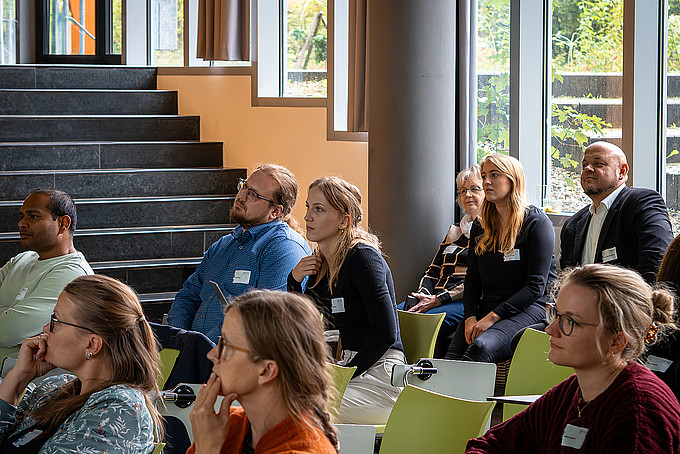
[1,0,16,64]
[548,0,622,213]
[284,0,327,97]
[47,0,96,55]
[477,0,511,160]
[111,0,122,54]
[667,0,680,234]
[151,0,184,67]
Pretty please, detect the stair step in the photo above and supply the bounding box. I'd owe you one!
[0,141,223,171]
[95,260,199,298]
[0,167,245,200]
[91,257,203,270]
[0,65,157,90]
[0,89,178,115]
[0,225,233,264]
[0,115,200,142]
[138,291,178,303]
[0,195,234,231]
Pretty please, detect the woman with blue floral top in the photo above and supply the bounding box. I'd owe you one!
[0,274,163,453]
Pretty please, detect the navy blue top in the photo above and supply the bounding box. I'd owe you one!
[288,243,403,377]
[463,206,557,320]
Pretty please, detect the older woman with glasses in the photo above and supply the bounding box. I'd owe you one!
[466,264,680,453]
[0,274,163,453]
[400,165,483,357]
[187,290,337,453]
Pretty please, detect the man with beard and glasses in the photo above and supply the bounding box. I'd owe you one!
[0,188,93,363]
[167,164,311,341]
[560,142,673,283]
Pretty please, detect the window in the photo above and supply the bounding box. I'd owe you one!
[548,0,622,213]
[257,0,327,98]
[477,0,511,160]
[150,0,184,67]
[0,0,16,64]
[666,0,680,234]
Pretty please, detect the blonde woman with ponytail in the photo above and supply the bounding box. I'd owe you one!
[288,176,405,425]
[446,153,557,362]
[467,264,680,453]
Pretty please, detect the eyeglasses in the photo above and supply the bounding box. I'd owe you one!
[50,313,97,335]
[458,186,483,197]
[237,179,277,204]
[545,303,598,336]
[216,336,253,359]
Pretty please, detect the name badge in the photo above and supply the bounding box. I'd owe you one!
[562,424,588,449]
[645,355,673,373]
[443,245,459,255]
[233,270,251,284]
[15,288,27,301]
[13,429,43,447]
[503,249,521,262]
[602,247,618,263]
[331,297,345,314]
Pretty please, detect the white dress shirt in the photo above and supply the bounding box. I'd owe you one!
[581,183,626,264]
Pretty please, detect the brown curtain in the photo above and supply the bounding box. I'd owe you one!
[347,0,368,132]
[197,0,250,61]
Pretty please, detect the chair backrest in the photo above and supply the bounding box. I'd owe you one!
[503,328,573,420]
[379,385,495,454]
[328,363,357,422]
[151,442,166,454]
[397,310,446,363]
[335,424,376,454]
[392,358,497,402]
[158,348,181,390]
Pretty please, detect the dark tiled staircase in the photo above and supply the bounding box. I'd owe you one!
[0,65,245,322]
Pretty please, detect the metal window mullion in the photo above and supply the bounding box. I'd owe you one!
[622,0,662,190]
[510,0,549,206]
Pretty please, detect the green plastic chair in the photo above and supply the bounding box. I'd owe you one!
[379,385,495,454]
[151,442,166,454]
[328,363,357,422]
[397,310,446,363]
[503,328,574,420]
[158,348,180,390]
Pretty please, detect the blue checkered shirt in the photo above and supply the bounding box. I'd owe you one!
[167,220,311,341]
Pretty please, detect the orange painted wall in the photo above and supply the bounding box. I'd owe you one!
[156,74,369,224]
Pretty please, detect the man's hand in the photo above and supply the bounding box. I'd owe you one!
[190,373,237,454]
[407,293,441,313]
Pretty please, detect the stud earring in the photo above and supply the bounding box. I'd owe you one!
[85,352,93,360]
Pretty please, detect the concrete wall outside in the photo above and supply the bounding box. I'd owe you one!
[156,74,369,228]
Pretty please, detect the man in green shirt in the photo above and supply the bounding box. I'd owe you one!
[0,189,93,363]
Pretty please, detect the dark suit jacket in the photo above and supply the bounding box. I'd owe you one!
[560,186,673,283]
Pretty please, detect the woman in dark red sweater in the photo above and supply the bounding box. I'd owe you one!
[466,264,680,453]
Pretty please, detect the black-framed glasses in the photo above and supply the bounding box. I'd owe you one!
[50,313,97,335]
[237,179,277,204]
[458,186,483,197]
[546,303,599,336]
[216,336,253,359]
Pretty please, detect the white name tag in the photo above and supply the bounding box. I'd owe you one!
[13,429,43,447]
[331,297,345,314]
[645,355,673,373]
[443,245,459,255]
[602,247,618,263]
[503,249,521,262]
[562,424,588,449]
[15,288,27,301]
[232,270,251,284]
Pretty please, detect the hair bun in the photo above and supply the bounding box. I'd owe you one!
[651,288,675,325]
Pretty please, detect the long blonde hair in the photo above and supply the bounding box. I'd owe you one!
[475,153,528,254]
[308,176,381,291]
[227,290,338,451]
